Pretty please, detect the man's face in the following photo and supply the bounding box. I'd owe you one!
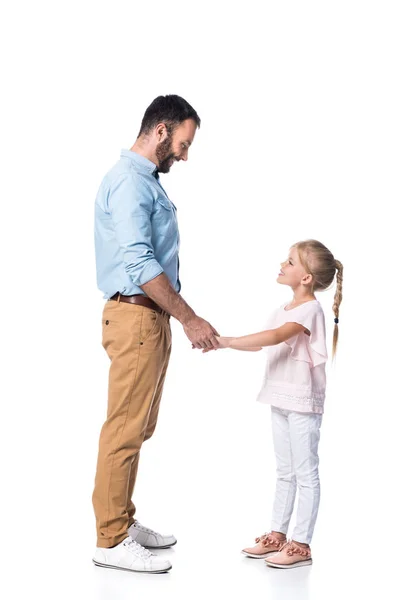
[156,119,197,173]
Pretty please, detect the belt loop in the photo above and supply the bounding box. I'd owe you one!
[117,293,121,303]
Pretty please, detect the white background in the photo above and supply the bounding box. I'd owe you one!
[1,1,399,598]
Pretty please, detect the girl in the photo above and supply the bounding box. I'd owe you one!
[209,239,343,569]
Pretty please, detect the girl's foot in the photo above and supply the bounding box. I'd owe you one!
[265,540,312,569]
[242,532,287,559]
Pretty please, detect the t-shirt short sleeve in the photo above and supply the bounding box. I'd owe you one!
[284,303,328,367]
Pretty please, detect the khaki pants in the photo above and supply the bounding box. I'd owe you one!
[92,299,172,548]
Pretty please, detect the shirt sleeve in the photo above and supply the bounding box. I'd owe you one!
[284,305,328,367]
[108,173,164,286]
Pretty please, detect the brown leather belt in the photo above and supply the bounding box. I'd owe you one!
[110,293,165,315]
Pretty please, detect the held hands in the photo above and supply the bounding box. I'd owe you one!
[191,336,234,352]
[183,315,220,350]
[183,316,263,353]
[200,336,233,353]
[192,336,263,353]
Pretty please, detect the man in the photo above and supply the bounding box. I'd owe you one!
[92,95,219,574]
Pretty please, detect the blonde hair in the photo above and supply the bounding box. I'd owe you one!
[293,240,343,358]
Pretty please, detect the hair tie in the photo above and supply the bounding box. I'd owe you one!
[334,318,339,324]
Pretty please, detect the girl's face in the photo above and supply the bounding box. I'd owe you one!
[277,247,313,289]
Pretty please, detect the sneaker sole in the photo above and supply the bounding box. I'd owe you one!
[144,540,177,550]
[265,559,313,569]
[241,550,278,559]
[92,559,172,574]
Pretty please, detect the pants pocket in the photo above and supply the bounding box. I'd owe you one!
[139,308,159,344]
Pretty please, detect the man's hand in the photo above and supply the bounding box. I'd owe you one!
[183,315,220,349]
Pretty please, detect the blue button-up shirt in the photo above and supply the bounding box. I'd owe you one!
[94,150,181,299]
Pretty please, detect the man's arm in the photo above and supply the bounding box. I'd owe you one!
[141,273,194,323]
[108,174,219,349]
[109,174,164,285]
[141,274,220,350]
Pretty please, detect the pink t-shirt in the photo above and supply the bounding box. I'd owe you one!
[256,300,328,414]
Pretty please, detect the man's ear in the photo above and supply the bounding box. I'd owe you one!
[154,122,168,142]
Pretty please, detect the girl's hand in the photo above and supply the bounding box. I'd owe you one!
[215,336,233,348]
[200,336,233,353]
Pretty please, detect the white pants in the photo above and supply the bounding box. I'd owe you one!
[270,406,323,544]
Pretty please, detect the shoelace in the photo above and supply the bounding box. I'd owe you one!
[123,537,153,559]
[134,521,159,536]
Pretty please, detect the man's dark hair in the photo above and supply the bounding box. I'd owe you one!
[138,95,201,137]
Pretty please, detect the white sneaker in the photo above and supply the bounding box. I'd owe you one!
[93,536,172,573]
[128,520,177,549]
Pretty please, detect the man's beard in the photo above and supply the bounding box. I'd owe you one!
[156,136,177,173]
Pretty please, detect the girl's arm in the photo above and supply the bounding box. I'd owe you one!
[200,344,262,353]
[227,346,263,352]
[217,322,308,350]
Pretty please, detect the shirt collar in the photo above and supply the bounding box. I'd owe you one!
[120,149,159,178]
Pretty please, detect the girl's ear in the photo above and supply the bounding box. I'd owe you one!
[302,273,313,286]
